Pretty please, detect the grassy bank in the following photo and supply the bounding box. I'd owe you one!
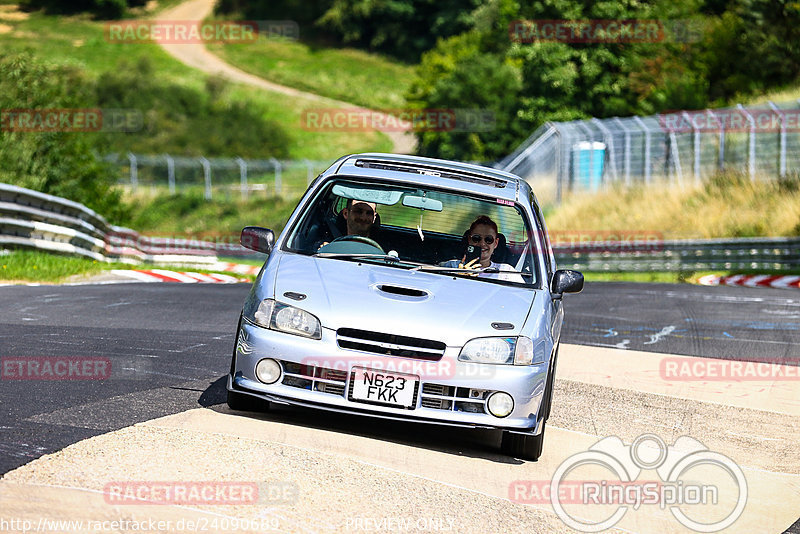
[0,249,258,284]
[545,172,800,238]
[0,8,391,161]
[124,191,297,238]
[207,37,414,111]
[0,250,114,282]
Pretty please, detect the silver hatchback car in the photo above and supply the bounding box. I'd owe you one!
[227,153,583,460]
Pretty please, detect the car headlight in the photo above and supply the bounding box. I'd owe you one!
[252,299,321,339]
[459,336,545,365]
[459,337,515,364]
[513,336,548,365]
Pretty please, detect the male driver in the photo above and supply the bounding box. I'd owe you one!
[342,198,378,238]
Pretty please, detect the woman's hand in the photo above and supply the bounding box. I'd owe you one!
[458,256,481,276]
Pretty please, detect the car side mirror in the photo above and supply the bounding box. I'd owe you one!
[241,226,275,254]
[551,269,584,299]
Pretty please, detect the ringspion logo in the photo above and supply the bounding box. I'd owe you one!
[536,434,747,532]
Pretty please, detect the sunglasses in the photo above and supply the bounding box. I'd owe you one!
[470,234,495,245]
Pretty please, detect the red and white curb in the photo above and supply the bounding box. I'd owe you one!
[211,262,261,276]
[110,269,247,284]
[697,274,800,289]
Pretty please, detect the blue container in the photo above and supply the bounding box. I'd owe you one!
[571,141,605,191]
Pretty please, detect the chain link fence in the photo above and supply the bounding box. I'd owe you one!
[498,100,800,203]
[104,153,330,200]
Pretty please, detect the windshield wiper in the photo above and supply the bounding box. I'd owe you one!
[314,252,402,264]
[411,265,533,278]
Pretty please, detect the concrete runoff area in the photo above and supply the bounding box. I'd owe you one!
[1,344,798,533]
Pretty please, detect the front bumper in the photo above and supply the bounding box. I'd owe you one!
[229,321,548,434]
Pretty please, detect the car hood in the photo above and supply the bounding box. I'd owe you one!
[272,253,535,346]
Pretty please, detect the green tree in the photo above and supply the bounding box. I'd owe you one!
[0,54,126,220]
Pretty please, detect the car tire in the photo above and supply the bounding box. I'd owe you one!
[501,423,545,461]
[226,389,271,412]
[500,344,557,461]
[541,343,559,422]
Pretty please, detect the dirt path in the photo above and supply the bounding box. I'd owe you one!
[154,0,416,154]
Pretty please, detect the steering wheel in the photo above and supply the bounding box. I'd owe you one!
[330,235,385,253]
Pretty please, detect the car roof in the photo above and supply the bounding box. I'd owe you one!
[325,153,528,202]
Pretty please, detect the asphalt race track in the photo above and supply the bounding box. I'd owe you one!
[1,281,799,475]
[560,282,800,359]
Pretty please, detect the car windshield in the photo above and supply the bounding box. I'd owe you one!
[284,179,539,287]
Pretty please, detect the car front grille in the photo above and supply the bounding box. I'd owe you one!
[280,361,347,397]
[278,362,491,414]
[336,328,446,361]
[419,382,488,414]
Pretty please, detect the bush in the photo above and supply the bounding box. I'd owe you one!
[0,53,127,219]
[0,53,291,223]
[20,0,129,19]
[91,57,291,158]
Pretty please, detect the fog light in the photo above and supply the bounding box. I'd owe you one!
[255,358,281,384]
[487,392,514,418]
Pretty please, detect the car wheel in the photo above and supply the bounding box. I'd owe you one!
[226,389,271,412]
[501,422,545,461]
[541,343,559,421]
[500,344,557,461]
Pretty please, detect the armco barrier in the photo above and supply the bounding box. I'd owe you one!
[1,182,798,273]
[554,236,800,272]
[0,183,257,265]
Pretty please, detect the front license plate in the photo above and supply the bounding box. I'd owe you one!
[350,367,418,408]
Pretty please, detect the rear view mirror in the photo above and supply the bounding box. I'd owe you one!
[551,269,584,299]
[241,226,275,254]
[402,195,443,211]
[331,184,403,205]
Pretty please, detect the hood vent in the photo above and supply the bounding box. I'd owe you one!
[377,284,428,298]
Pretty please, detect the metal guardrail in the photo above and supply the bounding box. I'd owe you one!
[2,182,797,273]
[0,183,254,265]
[553,236,800,272]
